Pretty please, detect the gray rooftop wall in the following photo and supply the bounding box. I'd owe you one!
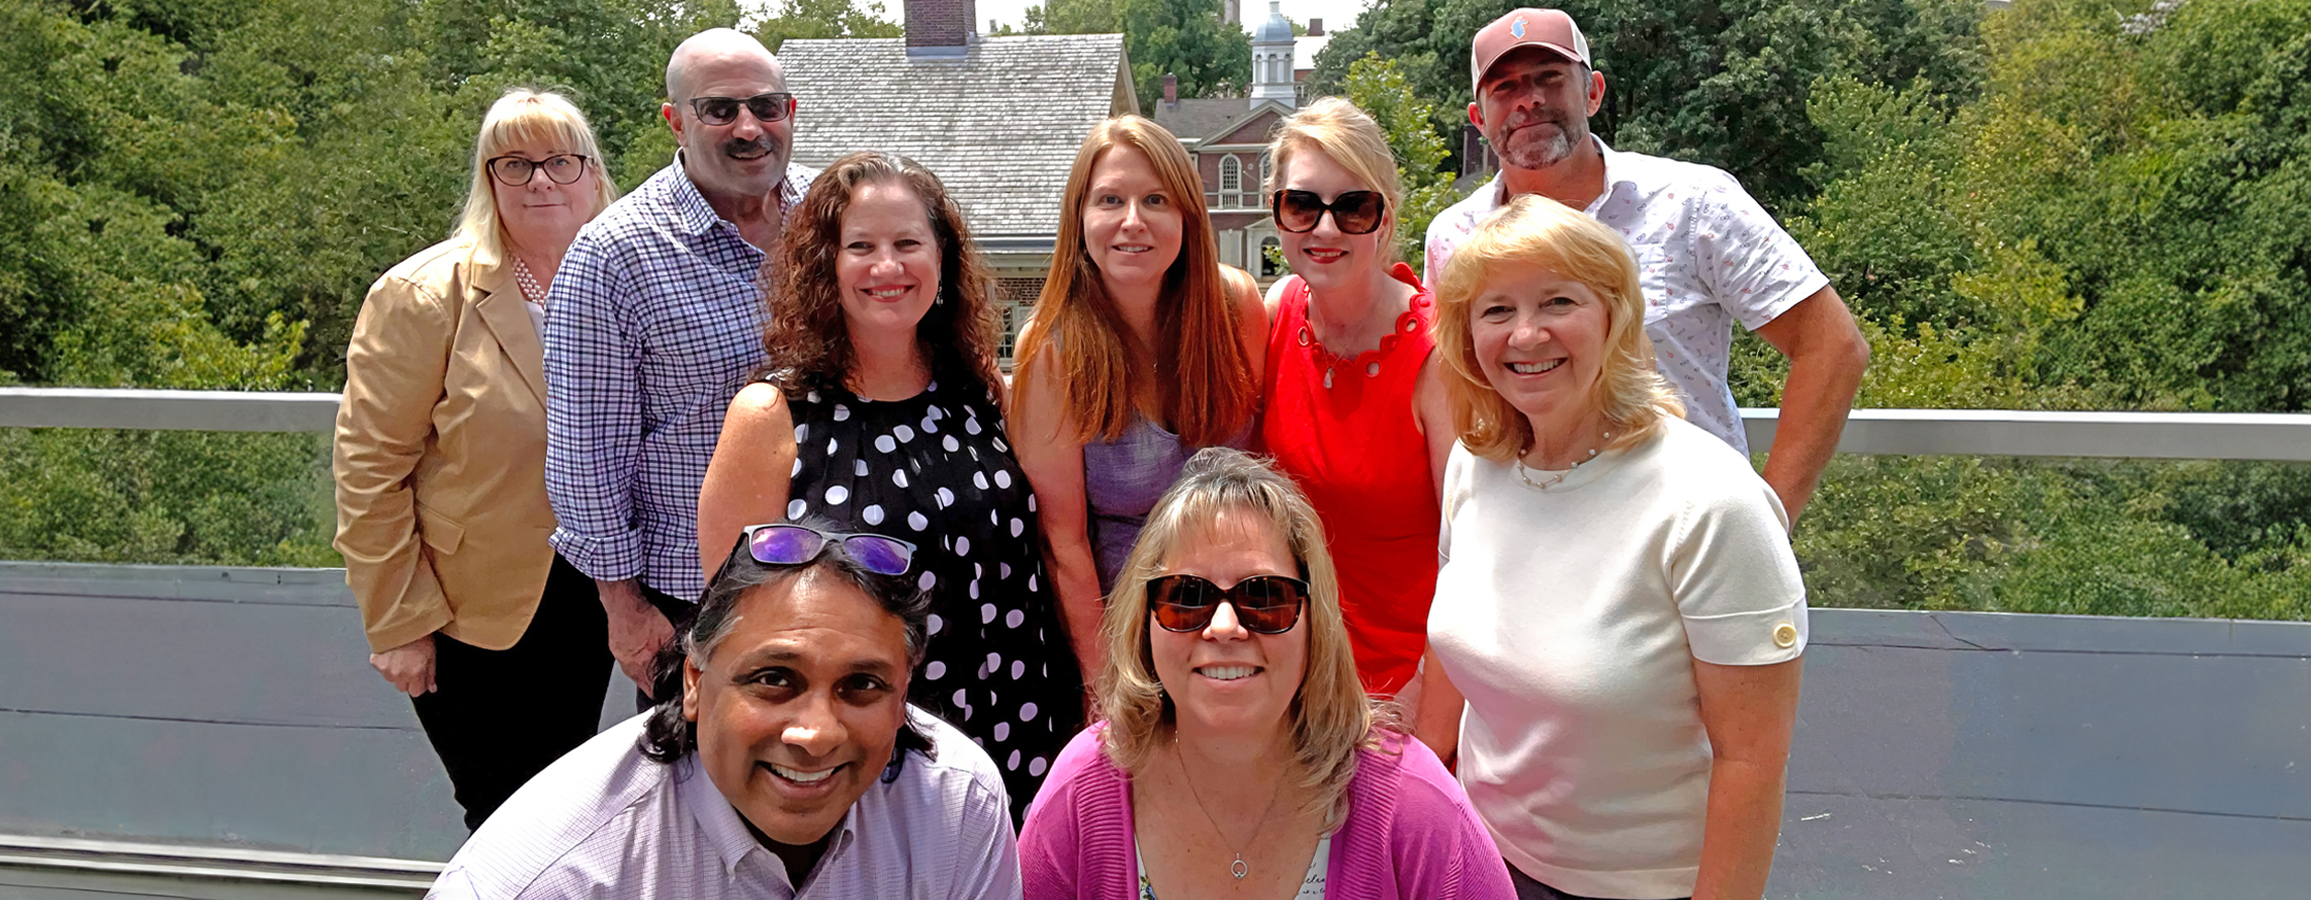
[2,561,2307,897]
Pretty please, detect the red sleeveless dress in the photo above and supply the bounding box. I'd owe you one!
[1259,263,1441,697]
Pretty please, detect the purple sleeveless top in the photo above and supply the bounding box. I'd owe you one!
[1080,416,1248,592]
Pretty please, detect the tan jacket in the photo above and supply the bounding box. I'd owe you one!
[334,238,558,653]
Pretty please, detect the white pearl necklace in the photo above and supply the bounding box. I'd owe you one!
[1514,431,1611,490]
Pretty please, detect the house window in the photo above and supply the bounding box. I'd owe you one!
[1260,153,1272,193]
[1219,156,1242,206]
[995,277,1044,369]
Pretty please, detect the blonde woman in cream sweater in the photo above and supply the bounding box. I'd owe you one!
[1420,195,1808,900]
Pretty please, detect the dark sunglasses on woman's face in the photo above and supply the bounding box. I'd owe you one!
[1146,573,1309,634]
[742,523,916,576]
[486,154,590,187]
[688,92,795,126]
[1272,189,1387,235]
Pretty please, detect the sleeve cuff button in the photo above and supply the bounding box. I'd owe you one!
[1772,622,1799,649]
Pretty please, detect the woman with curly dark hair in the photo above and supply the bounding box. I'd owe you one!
[697,150,1082,818]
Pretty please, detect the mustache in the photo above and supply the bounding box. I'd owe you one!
[1509,107,1572,129]
[722,135,782,159]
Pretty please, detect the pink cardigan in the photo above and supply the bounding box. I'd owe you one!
[1018,725,1516,900]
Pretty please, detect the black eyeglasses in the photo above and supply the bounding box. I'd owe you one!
[741,523,916,576]
[1272,189,1387,235]
[486,154,590,187]
[1146,573,1309,634]
[688,92,795,126]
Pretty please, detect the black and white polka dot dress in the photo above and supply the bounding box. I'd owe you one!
[782,376,1084,815]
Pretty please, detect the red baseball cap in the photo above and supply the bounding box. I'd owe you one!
[1470,8,1591,96]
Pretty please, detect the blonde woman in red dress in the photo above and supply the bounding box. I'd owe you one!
[1256,98,1456,701]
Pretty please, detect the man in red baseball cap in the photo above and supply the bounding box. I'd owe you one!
[1423,7,1869,528]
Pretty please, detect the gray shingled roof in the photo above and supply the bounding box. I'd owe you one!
[780,35,1131,239]
[1151,98,1253,143]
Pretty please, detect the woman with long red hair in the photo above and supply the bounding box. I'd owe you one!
[1009,115,1268,685]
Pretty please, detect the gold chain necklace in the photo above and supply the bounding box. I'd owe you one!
[1174,737,1289,881]
[1515,431,1612,490]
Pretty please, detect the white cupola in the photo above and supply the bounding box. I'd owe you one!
[1250,0,1297,107]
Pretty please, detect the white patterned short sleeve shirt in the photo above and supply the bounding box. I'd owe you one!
[427,710,1021,900]
[1423,138,1829,454]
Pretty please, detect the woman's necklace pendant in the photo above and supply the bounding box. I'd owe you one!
[1321,366,1335,390]
[1230,856,1248,880]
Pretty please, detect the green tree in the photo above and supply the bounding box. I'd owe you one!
[1795,0,2311,412]
[1022,0,1120,35]
[1310,0,1987,209]
[1120,0,1252,105]
[1019,0,1249,105]
[753,0,902,52]
[1340,53,1461,267]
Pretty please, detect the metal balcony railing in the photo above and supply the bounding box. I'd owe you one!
[6,386,2309,461]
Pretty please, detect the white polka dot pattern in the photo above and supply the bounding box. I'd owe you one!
[776,377,1085,819]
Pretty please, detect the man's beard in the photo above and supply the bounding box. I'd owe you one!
[1496,114,1587,171]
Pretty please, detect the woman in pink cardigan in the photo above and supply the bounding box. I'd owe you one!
[1018,447,1513,899]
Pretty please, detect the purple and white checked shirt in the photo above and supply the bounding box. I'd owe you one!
[426,711,1022,899]
[1424,137,1829,454]
[544,156,814,601]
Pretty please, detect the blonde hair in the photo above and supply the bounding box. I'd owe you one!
[1096,447,1378,821]
[1264,97,1405,256]
[1432,195,1684,461]
[453,89,619,261]
[1011,116,1256,446]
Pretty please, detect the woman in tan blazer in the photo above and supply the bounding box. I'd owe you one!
[333,89,620,831]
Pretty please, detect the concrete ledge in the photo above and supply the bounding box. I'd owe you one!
[0,834,432,898]
[1739,407,2311,461]
[1812,608,2311,657]
[0,560,353,607]
[0,387,340,433]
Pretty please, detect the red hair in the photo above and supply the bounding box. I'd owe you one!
[1012,116,1255,445]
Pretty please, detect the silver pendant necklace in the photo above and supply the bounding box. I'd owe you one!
[1515,431,1612,490]
[1175,737,1287,880]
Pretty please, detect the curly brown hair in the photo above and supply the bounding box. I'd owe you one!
[759,151,1003,402]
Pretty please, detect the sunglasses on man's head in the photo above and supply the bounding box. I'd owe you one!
[1146,573,1309,634]
[1272,189,1387,235]
[742,523,915,576]
[688,92,795,126]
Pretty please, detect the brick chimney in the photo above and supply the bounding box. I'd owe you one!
[906,0,974,58]
[1163,73,1178,109]
[1308,18,1323,35]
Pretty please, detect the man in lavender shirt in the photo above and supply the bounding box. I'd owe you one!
[428,530,1020,899]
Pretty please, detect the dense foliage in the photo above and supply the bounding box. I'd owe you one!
[1310,0,1987,212]
[1016,0,1253,109]
[0,0,742,565]
[2,0,2305,618]
[1750,0,2311,615]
